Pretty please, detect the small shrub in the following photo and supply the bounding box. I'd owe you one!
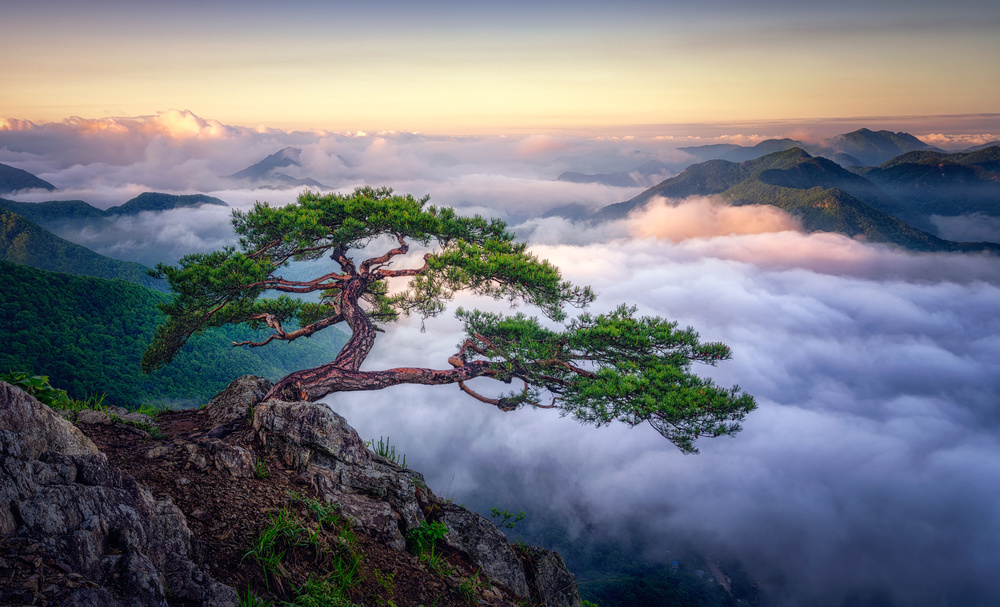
[456,569,486,606]
[245,500,362,599]
[285,575,362,607]
[239,588,273,607]
[136,401,173,418]
[407,520,453,577]
[288,492,349,533]
[489,508,525,530]
[366,436,406,468]
[1,372,72,408]
[407,520,448,556]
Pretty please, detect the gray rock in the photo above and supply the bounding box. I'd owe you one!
[522,546,583,607]
[189,438,255,478]
[0,381,238,607]
[75,409,112,425]
[253,399,372,469]
[119,411,155,426]
[437,504,530,597]
[0,383,100,460]
[245,393,579,604]
[205,375,273,426]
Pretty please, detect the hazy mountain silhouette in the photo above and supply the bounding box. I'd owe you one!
[592,148,998,253]
[557,160,673,187]
[106,192,227,215]
[0,193,227,226]
[676,129,933,168]
[0,208,167,291]
[0,163,55,194]
[852,146,1000,225]
[228,147,327,189]
[823,128,934,166]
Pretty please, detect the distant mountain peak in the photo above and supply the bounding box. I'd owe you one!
[228,147,328,189]
[0,163,56,194]
[105,192,228,216]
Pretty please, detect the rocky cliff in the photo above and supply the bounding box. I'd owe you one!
[0,377,583,607]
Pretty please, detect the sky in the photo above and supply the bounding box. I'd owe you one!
[3,2,1000,605]
[2,0,999,133]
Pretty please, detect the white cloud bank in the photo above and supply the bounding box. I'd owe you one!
[325,210,1000,607]
[4,111,1000,605]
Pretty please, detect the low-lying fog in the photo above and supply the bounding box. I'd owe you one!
[3,112,1000,605]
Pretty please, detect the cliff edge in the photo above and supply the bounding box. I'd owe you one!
[0,377,583,607]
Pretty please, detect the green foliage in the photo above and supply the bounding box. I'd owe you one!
[407,520,449,556]
[0,259,347,407]
[367,436,406,468]
[0,371,72,408]
[0,208,169,291]
[143,186,593,372]
[254,460,271,479]
[456,304,756,453]
[490,508,525,530]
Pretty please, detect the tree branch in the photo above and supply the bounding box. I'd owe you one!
[361,234,409,276]
[331,244,357,276]
[232,312,345,348]
[376,253,432,279]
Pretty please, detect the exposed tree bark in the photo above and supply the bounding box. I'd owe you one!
[263,358,501,402]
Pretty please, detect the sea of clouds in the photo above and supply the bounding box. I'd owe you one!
[3,111,1000,605]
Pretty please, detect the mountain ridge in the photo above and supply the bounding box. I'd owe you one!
[229,147,328,189]
[0,162,55,194]
[592,147,1000,253]
[0,207,168,291]
[0,259,349,406]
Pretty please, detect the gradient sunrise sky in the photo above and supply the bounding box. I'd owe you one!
[2,0,999,133]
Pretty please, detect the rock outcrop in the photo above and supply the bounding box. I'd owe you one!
[0,381,238,606]
[521,546,584,607]
[0,376,583,606]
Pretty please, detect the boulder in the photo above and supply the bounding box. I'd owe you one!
[437,504,530,597]
[0,381,237,606]
[521,546,583,607]
[204,375,273,427]
[253,399,372,469]
[0,383,99,460]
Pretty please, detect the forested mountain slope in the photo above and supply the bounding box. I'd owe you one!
[0,208,168,291]
[0,163,55,194]
[593,148,999,253]
[0,260,348,406]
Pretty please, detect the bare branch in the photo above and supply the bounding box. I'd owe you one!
[231,311,345,348]
[376,253,432,279]
[245,239,282,260]
[361,234,409,276]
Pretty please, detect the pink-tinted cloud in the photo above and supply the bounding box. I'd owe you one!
[627,195,802,240]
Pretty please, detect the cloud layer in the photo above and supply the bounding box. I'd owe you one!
[327,214,1000,606]
[4,112,1000,605]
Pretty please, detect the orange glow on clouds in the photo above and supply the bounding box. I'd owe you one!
[1,111,236,141]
